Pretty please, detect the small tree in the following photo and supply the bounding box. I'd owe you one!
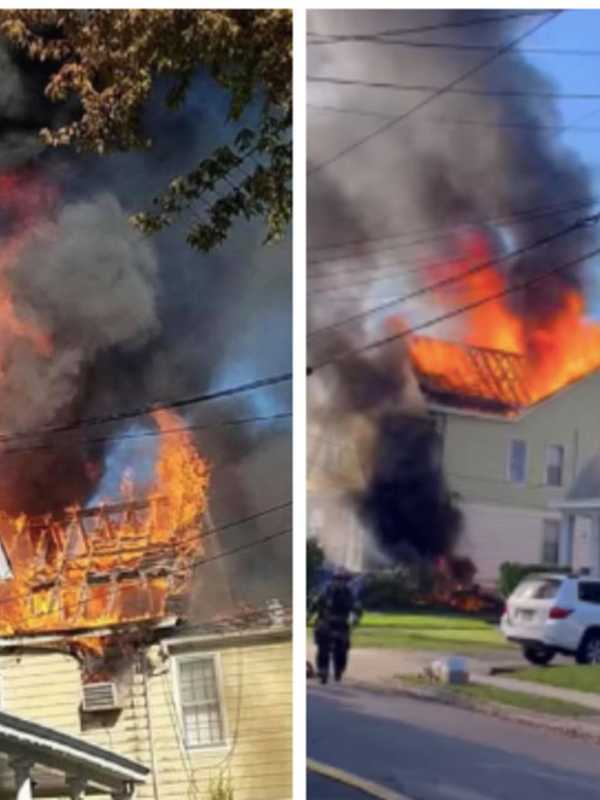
[208,772,234,800]
[0,10,292,251]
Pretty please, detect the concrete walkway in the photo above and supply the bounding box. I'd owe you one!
[309,645,600,712]
[475,673,600,711]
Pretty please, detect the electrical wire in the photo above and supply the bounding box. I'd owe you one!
[309,241,600,373]
[307,11,549,43]
[308,210,598,338]
[307,13,560,176]
[0,372,292,444]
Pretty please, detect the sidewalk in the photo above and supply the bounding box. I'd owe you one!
[308,644,600,712]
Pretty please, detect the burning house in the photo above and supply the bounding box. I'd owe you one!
[308,10,600,591]
[0,24,292,800]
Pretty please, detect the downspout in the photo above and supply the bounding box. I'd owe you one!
[141,654,161,800]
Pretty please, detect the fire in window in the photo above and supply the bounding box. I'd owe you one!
[545,444,565,487]
[177,655,226,748]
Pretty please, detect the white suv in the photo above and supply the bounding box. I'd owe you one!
[501,572,600,665]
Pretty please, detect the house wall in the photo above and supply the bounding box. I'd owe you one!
[456,503,593,587]
[0,629,292,800]
[441,369,600,585]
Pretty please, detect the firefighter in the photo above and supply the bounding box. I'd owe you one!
[309,567,362,684]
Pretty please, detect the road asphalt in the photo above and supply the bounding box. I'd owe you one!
[308,683,600,800]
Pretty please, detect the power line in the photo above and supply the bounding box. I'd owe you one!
[308,75,600,101]
[308,211,600,338]
[311,39,600,57]
[307,12,560,176]
[309,102,600,133]
[0,411,292,458]
[307,11,548,43]
[309,242,600,373]
[307,197,597,258]
[0,501,293,617]
[0,371,292,444]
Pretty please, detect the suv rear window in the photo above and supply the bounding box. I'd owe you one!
[514,578,562,600]
[578,582,600,604]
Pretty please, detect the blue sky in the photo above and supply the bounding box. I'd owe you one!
[521,10,600,313]
[524,11,600,172]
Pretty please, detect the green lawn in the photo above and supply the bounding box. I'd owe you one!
[350,612,511,653]
[511,665,600,694]
[399,675,592,718]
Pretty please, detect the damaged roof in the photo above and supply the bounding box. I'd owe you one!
[409,336,532,415]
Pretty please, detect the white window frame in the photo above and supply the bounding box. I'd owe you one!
[541,518,561,566]
[172,651,229,752]
[544,444,565,487]
[507,438,528,485]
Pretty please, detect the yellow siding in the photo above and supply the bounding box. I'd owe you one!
[0,631,292,800]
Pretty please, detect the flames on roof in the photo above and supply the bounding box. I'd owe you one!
[0,409,209,655]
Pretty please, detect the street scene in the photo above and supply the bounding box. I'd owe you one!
[307,9,600,799]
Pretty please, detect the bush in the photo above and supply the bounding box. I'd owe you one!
[498,562,571,598]
[361,562,435,611]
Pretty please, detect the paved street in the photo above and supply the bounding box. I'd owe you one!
[308,683,600,799]
[307,772,376,800]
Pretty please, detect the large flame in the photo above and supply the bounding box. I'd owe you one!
[403,230,600,408]
[0,170,210,650]
[0,409,209,639]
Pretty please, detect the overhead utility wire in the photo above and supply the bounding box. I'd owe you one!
[307,11,548,43]
[307,12,560,176]
[0,411,293,458]
[0,372,292,444]
[308,75,600,101]
[308,210,600,338]
[309,102,600,132]
[310,239,600,373]
[311,40,600,56]
[308,197,597,258]
[0,501,293,615]
[308,202,600,290]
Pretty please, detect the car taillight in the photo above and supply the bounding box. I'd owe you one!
[549,607,573,620]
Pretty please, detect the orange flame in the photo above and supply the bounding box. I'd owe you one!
[0,409,209,642]
[402,230,600,407]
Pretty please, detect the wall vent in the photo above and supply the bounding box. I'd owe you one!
[82,682,121,712]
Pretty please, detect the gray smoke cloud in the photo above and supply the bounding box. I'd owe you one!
[0,44,291,608]
[308,9,596,341]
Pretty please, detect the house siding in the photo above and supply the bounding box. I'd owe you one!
[442,369,600,584]
[0,630,292,800]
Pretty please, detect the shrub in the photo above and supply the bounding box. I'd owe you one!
[498,562,571,598]
[361,562,435,611]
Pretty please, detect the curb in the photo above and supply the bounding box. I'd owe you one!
[307,758,412,800]
[336,677,600,745]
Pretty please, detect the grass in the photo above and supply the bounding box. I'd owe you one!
[511,665,600,694]
[399,674,593,718]
[349,611,511,653]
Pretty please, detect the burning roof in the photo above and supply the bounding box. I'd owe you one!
[0,409,209,651]
[409,334,600,416]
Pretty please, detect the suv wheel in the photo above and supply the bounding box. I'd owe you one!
[523,645,555,666]
[576,631,600,664]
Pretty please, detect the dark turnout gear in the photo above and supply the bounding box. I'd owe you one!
[309,578,362,684]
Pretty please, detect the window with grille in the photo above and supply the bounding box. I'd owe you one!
[541,519,560,566]
[508,439,527,484]
[545,444,565,487]
[177,656,226,749]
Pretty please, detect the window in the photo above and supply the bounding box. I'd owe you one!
[515,577,562,600]
[541,519,560,566]
[545,444,565,487]
[578,582,600,604]
[508,439,527,484]
[177,656,226,749]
